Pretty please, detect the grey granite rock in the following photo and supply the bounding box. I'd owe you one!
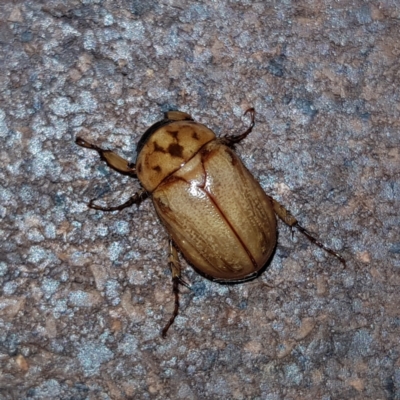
[0,1,399,399]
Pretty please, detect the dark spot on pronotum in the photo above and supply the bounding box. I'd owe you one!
[192,131,200,140]
[167,129,179,139]
[168,143,184,158]
[137,163,142,174]
[154,142,166,153]
[152,165,162,173]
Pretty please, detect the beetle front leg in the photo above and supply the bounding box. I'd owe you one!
[76,137,136,176]
[76,137,148,211]
[220,108,255,146]
[161,239,190,337]
[270,197,346,267]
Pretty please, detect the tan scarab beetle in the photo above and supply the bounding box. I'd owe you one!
[76,109,345,336]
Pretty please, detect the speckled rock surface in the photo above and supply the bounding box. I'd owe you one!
[1,1,399,399]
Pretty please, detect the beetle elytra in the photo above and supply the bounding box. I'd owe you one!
[76,108,345,336]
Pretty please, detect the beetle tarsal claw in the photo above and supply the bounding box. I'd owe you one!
[75,137,93,148]
[244,107,255,127]
[178,278,191,290]
[88,199,103,210]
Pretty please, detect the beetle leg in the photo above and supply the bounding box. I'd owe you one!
[88,188,148,212]
[270,197,346,267]
[162,239,185,337]
[220,108,255,145]
[76,137,136,176]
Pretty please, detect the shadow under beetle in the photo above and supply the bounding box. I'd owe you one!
[76,108,345,337]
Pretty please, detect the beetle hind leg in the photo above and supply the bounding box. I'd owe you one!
[162,239,189,337]
[292,223,346,267]
[270,197,346,267]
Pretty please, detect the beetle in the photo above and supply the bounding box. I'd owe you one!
[76,108,345,336]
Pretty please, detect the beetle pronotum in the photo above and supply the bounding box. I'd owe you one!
[76,108,345,336]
